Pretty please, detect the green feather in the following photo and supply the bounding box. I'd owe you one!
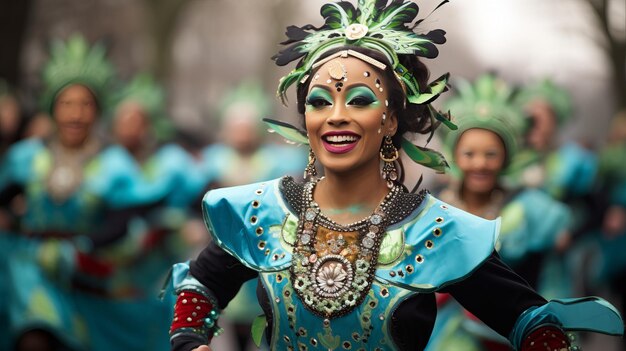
[401,137,449,173]
[370,1,418,31]
[277,67,307,105]
[262,118,309,145]
[41,34,116,114]
[408,73,449,105]
[321,2,356,29]
[429,105,457,130]
[357,0,377,25]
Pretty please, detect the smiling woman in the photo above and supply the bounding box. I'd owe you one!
[304,56,395,185]
[165,1,624,351]
[428,74,585,351]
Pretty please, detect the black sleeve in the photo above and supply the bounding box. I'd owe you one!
[171,334,208,351]
[0,183,25,230]
[89,202,163,248]
[0,182,24,207]
[441,251,547,337]
[171,241,259,351]
[189,240,258,309]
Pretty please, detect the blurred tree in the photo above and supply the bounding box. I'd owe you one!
[0,0,33,86]
[582,0,626,109]
[142,0,193,81]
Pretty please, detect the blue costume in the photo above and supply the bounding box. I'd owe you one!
[0,139,169,348]
[168,177,622,351]
[0,138,186,350]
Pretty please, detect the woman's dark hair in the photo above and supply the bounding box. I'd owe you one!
[296,45,437,149]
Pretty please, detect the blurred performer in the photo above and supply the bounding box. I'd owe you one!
[0,35,170,351]
[164,1,622,351]
[65,73,207,351]
[439,75,571,287]
[200,81,306,351]
[23,111,55,140]
[112,73,207,209]
[582,111,626,349]
[0,79,26,156]
[509,79,602,301]
[201,80,307,188]
[427,75,573,351]
[510,79,597,232]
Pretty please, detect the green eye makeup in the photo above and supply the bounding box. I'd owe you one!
[305,87,334,111]
[346,86,380,107]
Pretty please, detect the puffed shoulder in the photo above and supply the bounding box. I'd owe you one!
[375,194,500,291]
[202,177,296,272]
[0,138,45,185]
[203,180,499,290]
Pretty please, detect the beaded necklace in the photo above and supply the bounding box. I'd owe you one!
[46,137,101,203]
[289,178,402,320]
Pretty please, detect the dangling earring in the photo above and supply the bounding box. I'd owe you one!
[304,148,318,179]
[380,135,399,188]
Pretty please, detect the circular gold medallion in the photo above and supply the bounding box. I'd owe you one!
[327,60,346,80]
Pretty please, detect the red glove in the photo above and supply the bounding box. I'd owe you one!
[521,325,571,351]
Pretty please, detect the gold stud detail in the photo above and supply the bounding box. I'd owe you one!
[252,200,260,208]
[435,217,444,223]
[425,240,434,249]
[433,228,442,236]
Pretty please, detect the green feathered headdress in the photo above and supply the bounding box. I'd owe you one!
[273,0,450,107]
[441,74,525,173]
[514,79,572,124]
[114,73,173,142]
[41,34,116,115]
[218,80,272,123]
[266,0,454,173]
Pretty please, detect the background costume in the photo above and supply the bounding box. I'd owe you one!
[0,35,178,351]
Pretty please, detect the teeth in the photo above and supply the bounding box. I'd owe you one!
[325,135,358,143]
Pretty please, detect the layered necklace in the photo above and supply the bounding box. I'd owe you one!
[289,178,402,319]
[46,137,100,203]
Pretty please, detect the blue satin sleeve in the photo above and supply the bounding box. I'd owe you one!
[88,145,172,209]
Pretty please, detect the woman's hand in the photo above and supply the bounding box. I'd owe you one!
[192,346,211,351]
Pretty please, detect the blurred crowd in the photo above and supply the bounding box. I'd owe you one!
[0,35,305,351]
[0,34,624,351]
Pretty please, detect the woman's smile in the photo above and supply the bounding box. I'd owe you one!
[321,131,361,154]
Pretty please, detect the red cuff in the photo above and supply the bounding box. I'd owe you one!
[521,325,570,351]
[76,252,114,277]
[170,290,215,342]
